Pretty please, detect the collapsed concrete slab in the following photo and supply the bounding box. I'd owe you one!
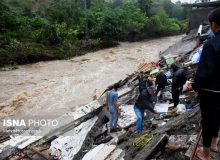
[118,105,136,129]
[50,116,98,160]
[0,87,133,159]
[106,148,125,160]
[162,36,197,59]
[82,144,124,160]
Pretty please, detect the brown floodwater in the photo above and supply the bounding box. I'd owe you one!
[0,35,184,117]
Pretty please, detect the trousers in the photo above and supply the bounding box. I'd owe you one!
[109,107,118,129]
[172,86,182,107]
[199,90,220,147]
[134,104,144,133]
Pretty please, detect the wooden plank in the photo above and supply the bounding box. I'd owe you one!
[30,148,49,160]
[134,134,168,160]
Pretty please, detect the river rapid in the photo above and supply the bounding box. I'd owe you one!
[0,35,184,117]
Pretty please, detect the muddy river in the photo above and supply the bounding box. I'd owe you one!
[0,35,184,117]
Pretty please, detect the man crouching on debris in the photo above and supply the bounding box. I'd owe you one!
[155,69,168,98]
[107,84,121,133]
[134,77,158,134]
[193,7,220,160]
[170,63,187,108]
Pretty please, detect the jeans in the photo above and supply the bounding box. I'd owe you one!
[109,107,118,129]
[134,104,144,134]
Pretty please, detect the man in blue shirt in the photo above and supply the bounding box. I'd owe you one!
[194,7,220,160]
[107,84,120,133]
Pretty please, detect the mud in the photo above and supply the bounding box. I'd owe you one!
[0,35,184,117]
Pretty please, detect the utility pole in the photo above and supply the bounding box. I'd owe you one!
[84,0,89,40]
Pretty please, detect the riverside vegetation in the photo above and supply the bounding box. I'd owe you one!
[0,0,187,66]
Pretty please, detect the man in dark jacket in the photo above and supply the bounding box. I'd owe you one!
[132,72,149,92]
[170,64,187,108]
[155,70,168,96]
[134,80,157,134]
[193,7,220,160]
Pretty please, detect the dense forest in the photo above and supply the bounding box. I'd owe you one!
[0,0,188,66]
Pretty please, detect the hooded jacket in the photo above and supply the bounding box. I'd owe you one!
[171,64,187,89]
[195,29,220,92]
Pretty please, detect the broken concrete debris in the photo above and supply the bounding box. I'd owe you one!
[50,116,98,160]
[3,28,217,160]
[166,135,197,150]
[176,104,187,114]
[154,103,170,113]
[118,105,136,129]
[82,144,125,160]
[0,87,133,160]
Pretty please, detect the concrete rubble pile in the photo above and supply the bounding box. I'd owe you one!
[1,29,220,160]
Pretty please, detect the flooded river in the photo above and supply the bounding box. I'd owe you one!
[0,35,184,117]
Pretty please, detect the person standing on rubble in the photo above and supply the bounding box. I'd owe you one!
[134,77,158,134]
[132,71,147,92]
[193,7,220,160]
[155,70,168,98]
[107,84,121,133]
[170,63,187,108]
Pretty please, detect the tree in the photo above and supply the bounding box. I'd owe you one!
[46,0,83,28]
[137,0,152,15]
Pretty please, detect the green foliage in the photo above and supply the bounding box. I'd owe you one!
[5,0,34,16]
[144,5,187,37]
[89,3,148,39]
[0,1,22,31]
[46,0,84,28]
[137,0,152,15]
[34,23,79,45]
[0,0,188,66]
[151,0,186,20]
